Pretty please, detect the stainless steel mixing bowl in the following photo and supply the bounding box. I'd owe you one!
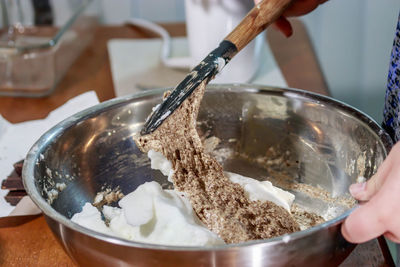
[23,84,392,266]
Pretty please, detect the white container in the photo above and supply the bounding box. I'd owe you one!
[184,0,263,83]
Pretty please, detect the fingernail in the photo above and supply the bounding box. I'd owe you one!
[349,182,366,196]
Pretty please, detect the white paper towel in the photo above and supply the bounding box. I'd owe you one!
[0,91,100,217]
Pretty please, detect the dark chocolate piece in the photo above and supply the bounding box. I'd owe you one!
[4,190,27,206]
[3,160,26,206]
[13,160,24,176]
[1,171,24,191]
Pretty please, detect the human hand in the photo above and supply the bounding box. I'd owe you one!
[341,142,400,243]
[254,0,329,37]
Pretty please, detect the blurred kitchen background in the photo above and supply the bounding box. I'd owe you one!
[1,0,399,121]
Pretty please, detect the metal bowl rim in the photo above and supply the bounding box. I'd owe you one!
[22,83,393,251]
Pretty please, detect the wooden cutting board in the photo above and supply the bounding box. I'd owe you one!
[0,216,75,266]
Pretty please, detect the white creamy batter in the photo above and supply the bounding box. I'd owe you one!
[71,150,295,246]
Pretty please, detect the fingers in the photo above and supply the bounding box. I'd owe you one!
[341,199,387,243]
[349,169,387,202]
[283,0,328,17]
[252,0,293,37]
[273,16,293,37]
[349,147,395,201]
[253,0,328,37]
[254,0,329,17]
[342,187,400,244]
[342,159,400,243]
[384,232,400,243]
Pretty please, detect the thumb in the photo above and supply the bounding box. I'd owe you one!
[349,156,393,201]
[341,198,386,243]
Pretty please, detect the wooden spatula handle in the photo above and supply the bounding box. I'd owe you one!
[225,0,292,52]
[141,0,293,134]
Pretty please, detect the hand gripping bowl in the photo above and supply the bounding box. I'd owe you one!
[23,84,392,266]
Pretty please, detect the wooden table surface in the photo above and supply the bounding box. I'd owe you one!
[0,22,393,266]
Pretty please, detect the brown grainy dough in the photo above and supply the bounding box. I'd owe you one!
[135,82,300,243]
[92,188,124,209]
[291,204,325,230]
